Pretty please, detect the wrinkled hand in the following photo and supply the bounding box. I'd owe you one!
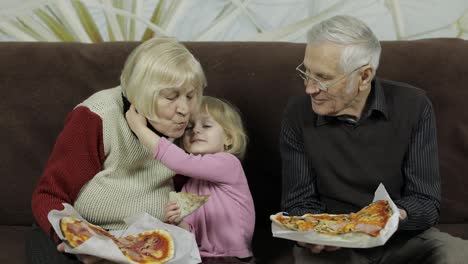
[125,104,147,134]
[57,242,104,263]
[398,208,407,221]
[297,242,341,254]
[164,201,181,225]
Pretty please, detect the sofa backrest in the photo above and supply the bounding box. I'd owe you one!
[1,40,467,242]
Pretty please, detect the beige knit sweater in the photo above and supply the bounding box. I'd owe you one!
[73,87,175,230]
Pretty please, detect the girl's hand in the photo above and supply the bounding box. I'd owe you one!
[126,104,159,151]
[125,104,147,135]
[164,202,181,225]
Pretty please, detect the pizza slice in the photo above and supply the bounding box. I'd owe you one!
[169,191,210,223]
[59,215,175,263]
[271,215,319,231]
[60,215,117,248]
[118,229,174,264]
[272,200,392,237]
[350,200,392,236]
[272,213,353,234]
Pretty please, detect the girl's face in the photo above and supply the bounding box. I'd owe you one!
[182,111,230,155]
[148,86,198,139]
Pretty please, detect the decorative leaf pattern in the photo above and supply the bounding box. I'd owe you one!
[0,0,466,42]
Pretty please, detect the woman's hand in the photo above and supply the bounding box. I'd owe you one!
[297,242,341,254]
[164,201,181,225]
[57,242,105,263]
[126,104,160,151]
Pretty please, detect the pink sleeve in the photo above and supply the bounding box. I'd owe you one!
[154,138,241,184]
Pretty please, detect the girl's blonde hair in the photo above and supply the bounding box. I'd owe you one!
[120,37,206,120]
[199,96,248,160]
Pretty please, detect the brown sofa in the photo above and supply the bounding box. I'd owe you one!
[1,39,467,264]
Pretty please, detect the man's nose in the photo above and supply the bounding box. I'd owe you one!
[305,80,321,95]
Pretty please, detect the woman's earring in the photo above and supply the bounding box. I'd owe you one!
[224,144,230,150]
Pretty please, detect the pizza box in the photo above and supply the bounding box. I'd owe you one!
[271,183,400,248]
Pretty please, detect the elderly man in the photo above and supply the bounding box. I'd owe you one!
[280,15,468,263]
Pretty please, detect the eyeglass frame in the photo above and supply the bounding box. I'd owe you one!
[296,62,369,92]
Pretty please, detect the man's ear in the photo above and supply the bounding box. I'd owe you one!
[359,66,374,91]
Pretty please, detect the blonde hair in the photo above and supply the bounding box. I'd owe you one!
[198,96,248,160]
[120,37,207,120]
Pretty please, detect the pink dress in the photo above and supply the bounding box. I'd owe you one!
[154,138,255,258]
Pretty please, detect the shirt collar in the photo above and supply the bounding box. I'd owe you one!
[315,77,389,126]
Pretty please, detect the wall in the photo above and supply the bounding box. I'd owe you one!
[0,0,467,42]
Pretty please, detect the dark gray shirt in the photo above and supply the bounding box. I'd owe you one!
[280,78,440,230]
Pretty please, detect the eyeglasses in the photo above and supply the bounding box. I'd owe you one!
[296,62,368,92]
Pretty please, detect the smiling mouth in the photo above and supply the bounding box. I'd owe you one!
[312,97,328,103]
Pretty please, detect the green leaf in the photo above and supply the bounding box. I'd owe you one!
[142,0,166,41]
[128,0,141,40]
[102,0,124,41]
[16,16,53,41]
[71,0,103,42]
[113,0,127,39]
[34,8,76,41]
[0,21,37,41]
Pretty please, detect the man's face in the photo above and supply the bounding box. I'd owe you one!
[303,42,360,117]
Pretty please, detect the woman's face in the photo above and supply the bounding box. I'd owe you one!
[148,86,198,139]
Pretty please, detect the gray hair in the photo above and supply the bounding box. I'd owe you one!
[307,15,381,74]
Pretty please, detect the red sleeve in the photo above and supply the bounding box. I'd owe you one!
[31,106,105,241]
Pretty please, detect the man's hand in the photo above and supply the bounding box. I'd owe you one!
[398,208,407,221]
[297,242,341,254]
[57,242,105,264]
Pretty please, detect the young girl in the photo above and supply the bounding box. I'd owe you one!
[126,96,255,261]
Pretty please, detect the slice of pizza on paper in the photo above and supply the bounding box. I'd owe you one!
[59,215,175,264]
[48,203,201,264]
[59,215,119,248]
[169,191,210,223]
[270,183,400,248]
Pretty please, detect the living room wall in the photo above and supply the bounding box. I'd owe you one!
[0,0,466,42]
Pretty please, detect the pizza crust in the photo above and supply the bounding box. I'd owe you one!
[169,191,210,223]
[60,215,113,248]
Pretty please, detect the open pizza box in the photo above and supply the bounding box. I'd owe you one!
[271,183,400,248]
[48,204,201,264]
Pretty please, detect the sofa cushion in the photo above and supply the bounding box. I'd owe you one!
[0,225,28,264]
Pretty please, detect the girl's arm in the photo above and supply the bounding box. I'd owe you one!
[155,138,241,184]
[126,104,242,184]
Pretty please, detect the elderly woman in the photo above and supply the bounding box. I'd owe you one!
[28,37,206,264]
